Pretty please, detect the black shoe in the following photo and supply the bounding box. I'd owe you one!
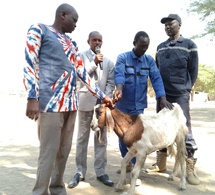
[97,174,114,187]
[67,173,85,189]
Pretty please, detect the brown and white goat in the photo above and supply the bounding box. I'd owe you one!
[90,103,188,195]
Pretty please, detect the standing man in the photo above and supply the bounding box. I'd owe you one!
[146,14,200,185]
[68,31,115,188]
[113,31,173,185]
[23,4,113,195]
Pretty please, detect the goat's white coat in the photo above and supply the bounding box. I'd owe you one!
[91,103,188,195]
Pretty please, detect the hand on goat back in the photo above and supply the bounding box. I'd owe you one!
[159,96,174,110]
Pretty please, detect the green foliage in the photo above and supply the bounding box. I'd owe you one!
[194,64,215,95]
[187,0,215,38]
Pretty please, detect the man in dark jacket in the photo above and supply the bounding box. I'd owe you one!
[146,14,200,186]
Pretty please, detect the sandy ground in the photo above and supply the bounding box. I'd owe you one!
[0,94,215,195]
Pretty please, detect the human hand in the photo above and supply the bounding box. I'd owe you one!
[26,99,39,121]
[113,89,122,104]
[159,96,174,110]
[102,96,113,107]
[95,53,103,65]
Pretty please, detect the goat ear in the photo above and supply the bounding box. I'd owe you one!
[105,107,114,133]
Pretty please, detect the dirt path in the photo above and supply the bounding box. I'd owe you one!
[0,94,215,195]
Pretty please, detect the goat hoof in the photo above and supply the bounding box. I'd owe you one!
[115,187,123,192]
[115,183,124,192]
[178,187,186,191]
[168,176,174,181]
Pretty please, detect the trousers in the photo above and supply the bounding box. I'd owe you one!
[75,110,107,178]
[33,111,77,195]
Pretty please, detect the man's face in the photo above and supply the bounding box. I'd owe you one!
[88,33,103,52]
[133,36,149,57]
[63,11,79,33]
[164,19,181,37]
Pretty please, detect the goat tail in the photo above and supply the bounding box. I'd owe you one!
[168,124,188,160]
[178,123,189,155]
[105,107,115,133]
[175,125,188,165]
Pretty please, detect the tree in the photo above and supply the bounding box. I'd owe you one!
[187,0,215,38]
[193,64,215,99]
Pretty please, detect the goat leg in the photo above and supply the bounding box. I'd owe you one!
[115,159,127,192]
[168,145,186,191]
[127,153,146,195]
[115,151,134,192]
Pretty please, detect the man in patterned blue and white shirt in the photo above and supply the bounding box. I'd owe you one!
[23,4,113,195]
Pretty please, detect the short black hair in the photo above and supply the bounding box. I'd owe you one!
[134,31,149,42]
[88,31,101,39]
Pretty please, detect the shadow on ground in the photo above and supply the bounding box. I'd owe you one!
[0,96,215,195]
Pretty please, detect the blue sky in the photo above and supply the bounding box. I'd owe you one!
[0,0,214,92]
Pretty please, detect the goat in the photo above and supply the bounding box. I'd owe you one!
[90,103,188,195]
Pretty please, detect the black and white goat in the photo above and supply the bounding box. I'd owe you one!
[90,103,188,195]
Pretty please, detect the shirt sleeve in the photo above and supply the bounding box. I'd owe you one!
[188,41,198,87]
[104,59,115,98]
[148,55,166,99]
[23,23,42,100]
[114,53,126,85]
[72,47,106,100]
[80,52,98,75]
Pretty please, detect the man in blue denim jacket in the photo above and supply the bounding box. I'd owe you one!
[113,31,173,184]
